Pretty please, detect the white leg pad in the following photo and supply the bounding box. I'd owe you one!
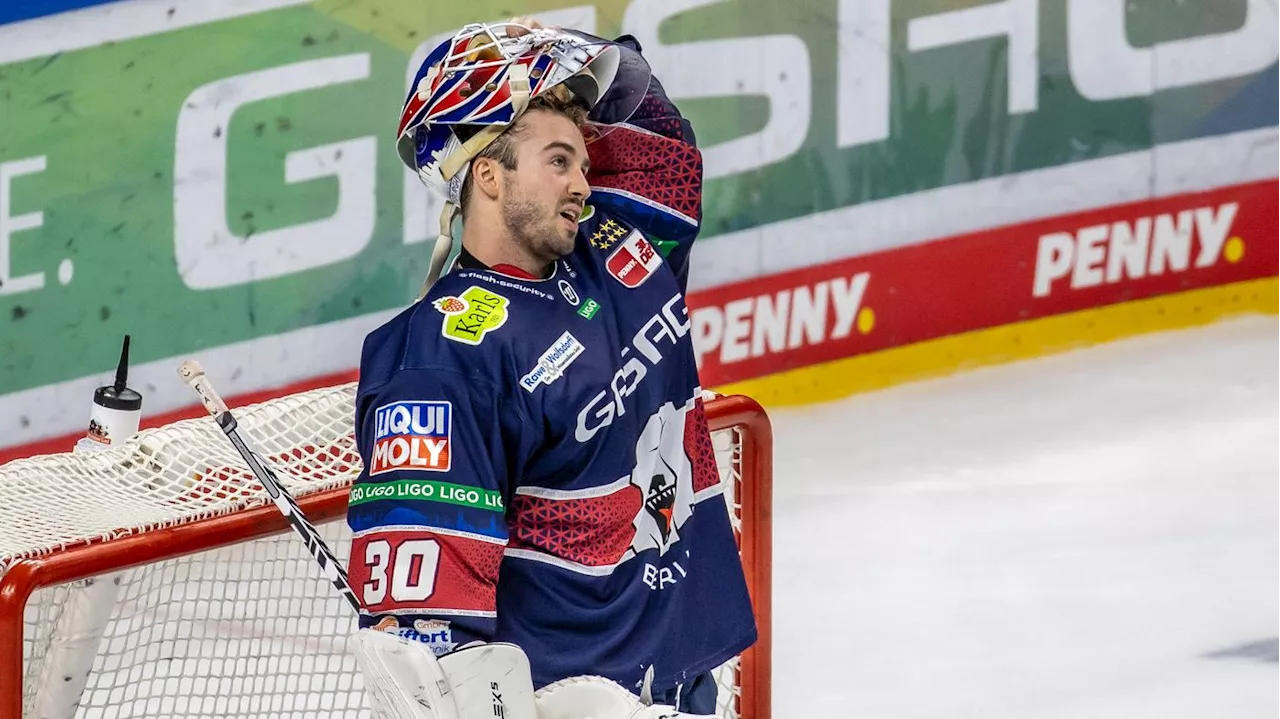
[535,676,716,719]
[350,630,537,719]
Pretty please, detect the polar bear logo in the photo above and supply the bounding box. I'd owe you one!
[625,401,696,558]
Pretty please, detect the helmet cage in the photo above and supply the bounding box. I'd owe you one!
[396,22,619,198]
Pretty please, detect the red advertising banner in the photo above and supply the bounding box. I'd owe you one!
[687,180,1279,387]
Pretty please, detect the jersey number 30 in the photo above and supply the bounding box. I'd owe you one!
[362,538,441,604]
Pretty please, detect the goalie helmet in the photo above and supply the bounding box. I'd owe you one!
[396,22,623,206]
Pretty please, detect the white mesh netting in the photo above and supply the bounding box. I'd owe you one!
[0,385,359,569]
[1,384,752,718]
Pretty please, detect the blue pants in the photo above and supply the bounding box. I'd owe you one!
[654,671,718,714]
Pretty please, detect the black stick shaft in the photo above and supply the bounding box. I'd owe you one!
[218,413,361,613]
[179,360,361,615]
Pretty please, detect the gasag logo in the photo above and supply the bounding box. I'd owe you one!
[606,231,663,288]
[576,293,691,442]
[433,286,509,345]
[520,332,585,392]
[371,401,452,475]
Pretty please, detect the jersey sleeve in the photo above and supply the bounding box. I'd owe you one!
[346,365,534,653]
[585,35,703,290]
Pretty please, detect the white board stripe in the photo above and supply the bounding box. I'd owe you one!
[0,0,313,65]
[0,308,394,448]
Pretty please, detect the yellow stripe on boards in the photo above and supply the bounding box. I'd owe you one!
[715,277,1279,407]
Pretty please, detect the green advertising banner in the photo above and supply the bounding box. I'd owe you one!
[0,0,1275,452]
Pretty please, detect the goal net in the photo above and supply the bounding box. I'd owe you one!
[0,384,771,719]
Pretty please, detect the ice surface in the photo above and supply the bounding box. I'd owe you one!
[770,316,1278,719]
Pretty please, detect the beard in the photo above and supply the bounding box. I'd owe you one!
[501,180,576,264]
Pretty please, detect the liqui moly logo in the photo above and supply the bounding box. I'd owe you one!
[606,231,663,288]
[371,401,452,475]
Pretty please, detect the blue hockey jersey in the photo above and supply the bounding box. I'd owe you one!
[347,41,757,695]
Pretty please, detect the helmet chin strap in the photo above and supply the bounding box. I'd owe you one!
[415,200,460,302]
[417,64,532,301]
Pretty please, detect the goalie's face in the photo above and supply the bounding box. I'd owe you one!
[498,109,590,264]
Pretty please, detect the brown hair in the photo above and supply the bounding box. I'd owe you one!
[458,85,589,214]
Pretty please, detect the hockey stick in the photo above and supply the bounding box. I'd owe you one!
[178,360,362,614]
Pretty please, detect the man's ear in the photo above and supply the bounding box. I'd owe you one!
[472,157,502,201]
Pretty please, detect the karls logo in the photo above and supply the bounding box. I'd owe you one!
[433,286,510,345]
[520,332,586,393]
[576,294,691,442]
[370,401,452,475]
[606,231,663,288]
[1033,202,1241,297]
[692,273,873,367]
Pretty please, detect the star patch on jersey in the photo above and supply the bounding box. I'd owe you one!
[433,286,509,345]
[606,231,663,288]
[589,218,629,250]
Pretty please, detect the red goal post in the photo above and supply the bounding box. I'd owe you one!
[0,387,771,719]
